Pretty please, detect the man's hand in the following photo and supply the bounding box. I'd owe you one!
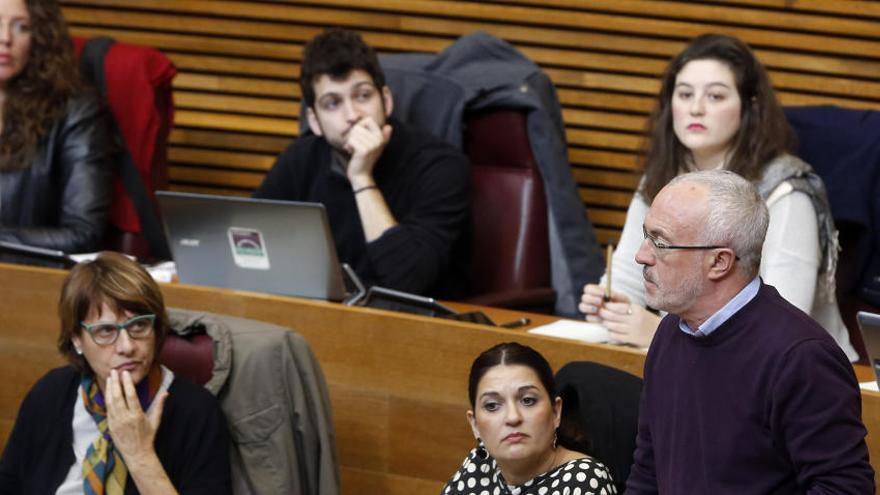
[579,284,660,348]
[345,116,393,189]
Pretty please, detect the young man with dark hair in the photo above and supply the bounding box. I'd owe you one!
[255,29,470,297]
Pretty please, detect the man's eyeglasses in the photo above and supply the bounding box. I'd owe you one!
[80,314,156,346]
[642,225,737,259]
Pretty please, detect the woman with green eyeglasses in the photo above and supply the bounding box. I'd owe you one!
[0,252,231,494]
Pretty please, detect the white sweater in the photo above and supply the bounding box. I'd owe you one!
[604,184,857,362]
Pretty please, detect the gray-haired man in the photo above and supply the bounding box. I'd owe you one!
[627,170,873,494]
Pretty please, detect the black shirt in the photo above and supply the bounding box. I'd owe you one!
[0,366,232,494]
[255,118,471,297]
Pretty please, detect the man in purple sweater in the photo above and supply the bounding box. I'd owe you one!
[626,170,874,494]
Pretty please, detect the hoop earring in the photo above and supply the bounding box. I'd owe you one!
[476,438,489,460]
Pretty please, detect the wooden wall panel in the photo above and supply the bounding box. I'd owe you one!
[60,0,880,244]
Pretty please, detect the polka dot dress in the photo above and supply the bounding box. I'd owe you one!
[441,447,617,495]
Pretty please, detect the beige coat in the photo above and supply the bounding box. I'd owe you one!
[168,308,339,495]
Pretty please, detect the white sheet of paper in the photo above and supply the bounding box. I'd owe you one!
[146,261,177,283]
[69,252,135,263]
[528,319,609,343]
[859,381,879,392]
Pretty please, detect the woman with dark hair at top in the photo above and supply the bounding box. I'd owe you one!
[441,342,616,495]
[0,0,113,253]
[0,252,231,494]
[579,33,857,360]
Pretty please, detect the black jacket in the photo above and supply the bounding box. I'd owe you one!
[377,32,605,315]
[0,93,114,253]
[0,366,232,494]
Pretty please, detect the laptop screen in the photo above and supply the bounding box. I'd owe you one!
[157,191,346,302]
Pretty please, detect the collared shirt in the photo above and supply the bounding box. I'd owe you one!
[679,277,761,337]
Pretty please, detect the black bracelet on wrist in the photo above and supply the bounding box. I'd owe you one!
[353,185,378,195]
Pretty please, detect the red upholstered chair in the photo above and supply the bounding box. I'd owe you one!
[158,333,214,386]
[463,109,555,312]
[73,37,176,261]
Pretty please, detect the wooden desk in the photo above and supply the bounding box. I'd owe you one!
[1,262,878,493]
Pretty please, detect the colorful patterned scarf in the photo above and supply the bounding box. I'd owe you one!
[80,366,162,495]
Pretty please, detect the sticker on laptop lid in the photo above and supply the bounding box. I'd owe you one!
[228,227,271,270]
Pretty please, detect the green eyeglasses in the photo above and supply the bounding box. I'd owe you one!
[80,314,156,346]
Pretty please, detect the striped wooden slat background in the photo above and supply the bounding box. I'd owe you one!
[59,0,880,246]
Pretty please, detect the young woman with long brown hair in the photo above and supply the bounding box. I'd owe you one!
[579,34,856,361]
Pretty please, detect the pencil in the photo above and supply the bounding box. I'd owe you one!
[604,243,613,301]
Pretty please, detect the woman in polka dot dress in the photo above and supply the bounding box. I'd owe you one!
[441,342,616,495]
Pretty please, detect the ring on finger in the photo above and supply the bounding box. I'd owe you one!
[627,306,633,315]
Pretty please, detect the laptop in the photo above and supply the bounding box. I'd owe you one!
[857,311,880,383]
[156,191,347,302]
[0,241,77,268]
